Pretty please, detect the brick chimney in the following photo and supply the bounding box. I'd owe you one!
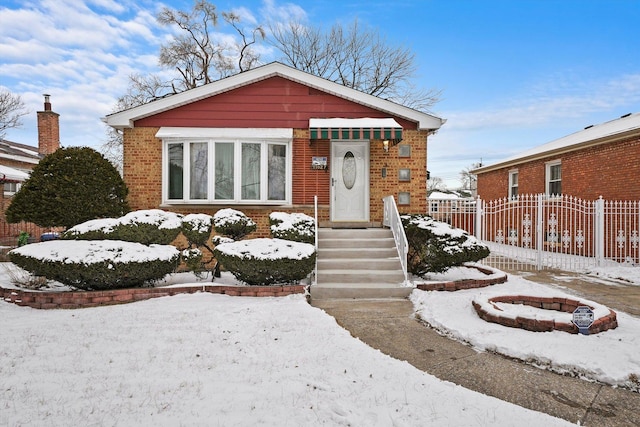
[37,94,60,155]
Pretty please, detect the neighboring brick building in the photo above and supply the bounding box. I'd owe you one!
[0,95,61,244]
[472,112,640,201]
[104,62,445,235]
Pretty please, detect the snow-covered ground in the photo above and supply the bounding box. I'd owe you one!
[1,260,638,425]
[413,265,640,390]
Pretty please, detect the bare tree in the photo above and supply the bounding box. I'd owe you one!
[268,19,441,112]
[427,176,447,193]
[223,12,266,72]
[0,89,29,139]
[460,161,482,195]
[103,1,264,166]
[157,0,224,91]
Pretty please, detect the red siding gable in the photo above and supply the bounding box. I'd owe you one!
[134,76,417,129]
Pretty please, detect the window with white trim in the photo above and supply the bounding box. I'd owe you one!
[508,170,519,199]
[164,138,291,204]
[3,182,21,195]
[545,161,561,196]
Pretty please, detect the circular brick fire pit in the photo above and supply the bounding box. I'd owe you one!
[472,294,618,334]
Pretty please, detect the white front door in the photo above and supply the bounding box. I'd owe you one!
[331,140,369,222]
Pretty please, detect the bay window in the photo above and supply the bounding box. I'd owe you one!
[162,132,291,204]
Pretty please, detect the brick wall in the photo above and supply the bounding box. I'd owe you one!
[477,134,640,201]
[123,127,430,235]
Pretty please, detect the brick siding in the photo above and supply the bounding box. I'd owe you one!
[123,127,430,235]
[477,134,640,201]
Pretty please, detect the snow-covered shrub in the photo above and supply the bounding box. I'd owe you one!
[212,236,234,245]
[181,248,204,272]
[213,238,316,286]
[402,214,490,276]
[63,209,183,245]
[181,214,213,246]
[212,208,256,241]
[9,240,180,290]
[269,212,315,244]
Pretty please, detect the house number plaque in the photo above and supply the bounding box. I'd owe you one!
[311,156,327,170]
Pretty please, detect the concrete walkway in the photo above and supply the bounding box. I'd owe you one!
[310,272,640,426]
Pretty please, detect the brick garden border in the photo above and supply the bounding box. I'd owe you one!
[472,295,618,334]
[416,264,508,291]
[1,284,307,310]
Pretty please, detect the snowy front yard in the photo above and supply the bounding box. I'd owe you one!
[1,262,638,425]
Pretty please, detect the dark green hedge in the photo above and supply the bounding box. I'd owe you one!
[212,208,256,240]
[214,239,316,286]
[269,212,315,244]
[63,210,183,245]
[9,242,180,290]
[402,214,490,276]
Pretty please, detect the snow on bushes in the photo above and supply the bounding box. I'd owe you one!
[63,209,184,245]
[181,214,213,246]
[269,212,315,244]
[214,238,316,286]
[212,208,256,240]
[402,214,490,276]
[9,240,180,290]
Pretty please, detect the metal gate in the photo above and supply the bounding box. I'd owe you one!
[428,194,640,271]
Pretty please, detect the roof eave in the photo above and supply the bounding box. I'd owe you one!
[472,128,640,174]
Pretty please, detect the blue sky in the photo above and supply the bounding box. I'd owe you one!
[1,0,639,188]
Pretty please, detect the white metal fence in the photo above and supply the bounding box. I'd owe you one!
[428,194,640,271]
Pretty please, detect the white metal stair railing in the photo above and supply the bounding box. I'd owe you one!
[382,195,409,283]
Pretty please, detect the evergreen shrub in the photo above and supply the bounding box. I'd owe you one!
[9,240,180,290]
[63,209,183,245]
[5,147,129,229]
[213,238,315,285]
[212,208,256,241]
[269,212,315,244]
[402,214,490,276]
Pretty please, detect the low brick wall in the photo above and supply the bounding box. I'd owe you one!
[472,295,618,334]
[416,265,508,291]
[1,284,307,310]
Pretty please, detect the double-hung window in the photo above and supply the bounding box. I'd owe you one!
[546,161,561,196]
[3,182,21,196]
[161,128,292,204]
[508,170,519,200]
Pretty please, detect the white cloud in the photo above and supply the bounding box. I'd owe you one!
[443,72,640,132]
[260,0,308,23]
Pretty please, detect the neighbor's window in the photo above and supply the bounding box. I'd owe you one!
[3,182,21,195]
[546,161,561,196]
[165,139,290,204]
[508,170,519,199]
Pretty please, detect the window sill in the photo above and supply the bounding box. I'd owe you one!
[160,201,292,209]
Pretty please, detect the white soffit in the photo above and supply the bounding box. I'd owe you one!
[155,127,293,140]
[0,164,29,181]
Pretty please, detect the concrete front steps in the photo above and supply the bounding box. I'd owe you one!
[311,228,411,300]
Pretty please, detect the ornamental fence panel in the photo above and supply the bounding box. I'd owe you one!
[427,194,640,271]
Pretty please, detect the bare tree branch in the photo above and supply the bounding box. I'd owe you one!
[268,18,441,112]
[0,89,29,139]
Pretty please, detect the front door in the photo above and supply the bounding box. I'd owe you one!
[331,140,369,222]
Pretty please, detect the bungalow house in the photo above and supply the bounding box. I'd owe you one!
[103,62,445,235]
[472,112,640,201]
[0,95,60,244]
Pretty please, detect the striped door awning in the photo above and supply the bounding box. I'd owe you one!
[309,118,403,140]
